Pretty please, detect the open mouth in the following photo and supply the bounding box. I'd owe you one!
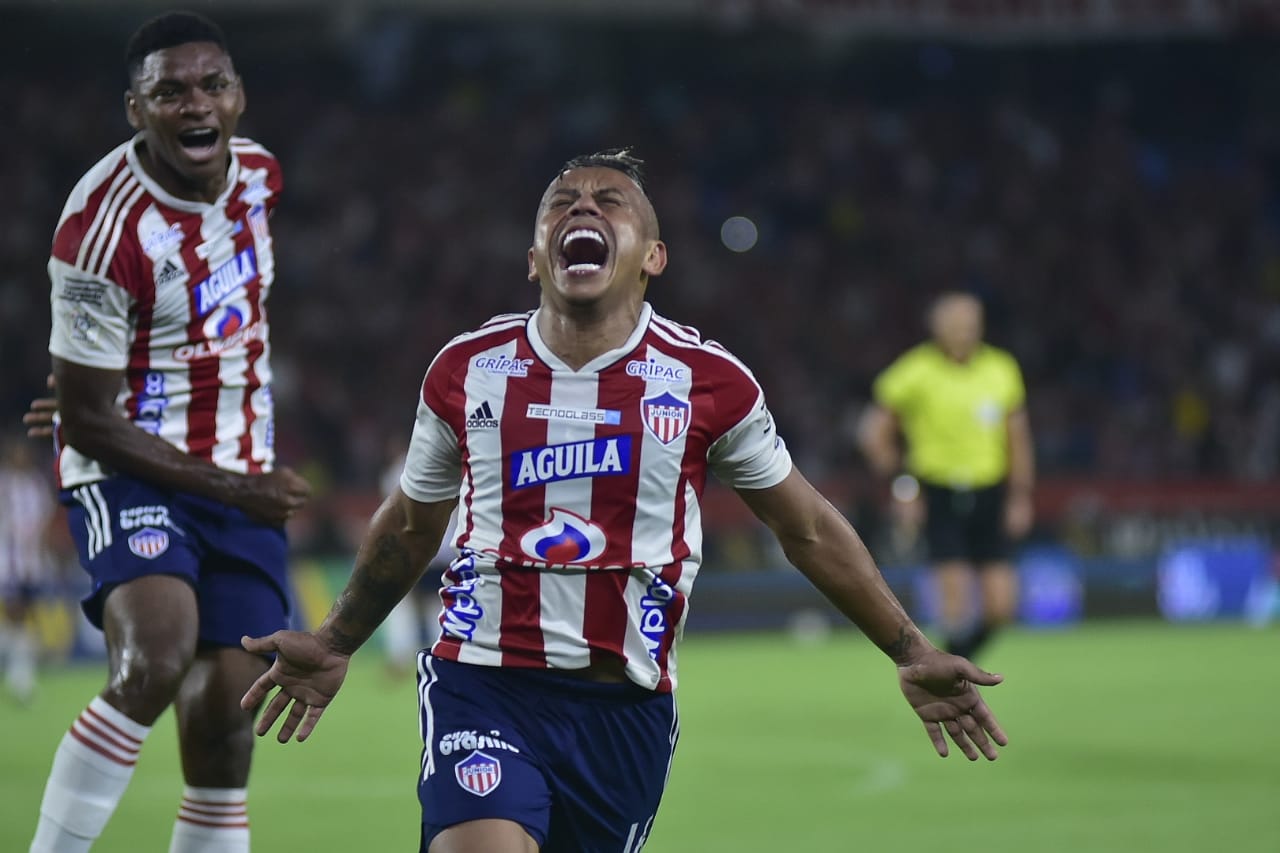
[559,228,608,275]
[177,128,220,156]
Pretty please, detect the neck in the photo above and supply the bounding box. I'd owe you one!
[136,141,227,204]
[536,297,644,371]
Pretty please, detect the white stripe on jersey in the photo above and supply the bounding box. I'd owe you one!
[95,183,147,278]
[77,168,135,271]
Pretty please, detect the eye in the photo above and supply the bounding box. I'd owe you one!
[205,79,231,94]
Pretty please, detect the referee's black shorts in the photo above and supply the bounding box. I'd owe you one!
[920,480,1009,565]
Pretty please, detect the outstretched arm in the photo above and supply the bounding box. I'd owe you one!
[736,468,1008,760]
[241,489,456,742]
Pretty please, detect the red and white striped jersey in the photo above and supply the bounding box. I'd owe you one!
[400,303,793,692]
[47,134,282,489]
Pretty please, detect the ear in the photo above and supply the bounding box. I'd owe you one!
[527,246,538,282]
[124,89,142,131]
[642,240,668,278]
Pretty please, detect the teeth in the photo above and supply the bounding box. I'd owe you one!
[567,263,602,273]
[562,228,605,249]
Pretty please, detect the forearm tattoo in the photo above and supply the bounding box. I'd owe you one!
[881,626,914,662]
[329,533,414,654]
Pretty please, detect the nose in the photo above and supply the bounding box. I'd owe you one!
[569,195,602,217]
[179,88,214,116]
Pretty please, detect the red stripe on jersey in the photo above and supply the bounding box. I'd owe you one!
[121,227,158,434]
[181,236,219,462]
[497,566,545,665]
[51,159,130,269]
[652,562,687,690]
[583,570,630,665]
[496,336,551,665]
[236,244,267,472]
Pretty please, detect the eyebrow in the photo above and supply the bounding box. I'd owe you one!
[548,187,627,201]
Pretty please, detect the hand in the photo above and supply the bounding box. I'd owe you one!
[241,630,351,743]
[236,466,312,526]
[23,374,58,439]
[1004,491,1034,539]
[898,650,1008,760]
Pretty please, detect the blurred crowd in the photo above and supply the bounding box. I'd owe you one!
[4,12,1279,545]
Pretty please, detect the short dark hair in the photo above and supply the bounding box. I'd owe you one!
[125,12,230,84]
[559,148,649,200]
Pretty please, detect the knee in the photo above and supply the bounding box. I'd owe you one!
[105,651,190,723]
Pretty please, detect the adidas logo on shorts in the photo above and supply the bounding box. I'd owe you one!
[466,401,499,430]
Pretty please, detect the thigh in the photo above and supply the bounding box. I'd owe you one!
[541,686,678,853]
[418,656,553,850]
[101,573,200,723]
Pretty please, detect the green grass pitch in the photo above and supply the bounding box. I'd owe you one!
[3,621,1276,851]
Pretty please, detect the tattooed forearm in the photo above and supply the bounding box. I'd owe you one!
[880,626,915,664]
[325,532,418,655]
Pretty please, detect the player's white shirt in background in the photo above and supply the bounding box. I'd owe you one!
[0,464,56,589]
[401,303,792,691]
[46,134,282,489]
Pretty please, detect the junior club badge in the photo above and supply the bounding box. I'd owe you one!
[455,750,502,797]
[127,527,170,560]
[642,391,690,445]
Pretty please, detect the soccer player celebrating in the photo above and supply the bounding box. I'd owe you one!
[242,150,1007,853]
[29,12,309,853]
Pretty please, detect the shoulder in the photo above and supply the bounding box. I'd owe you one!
[231,136,283,194]
[422,312,532,393]
[644,310,759,386]
[51,141,137,265]
[977,344,1021,373]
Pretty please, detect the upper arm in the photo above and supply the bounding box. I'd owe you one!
[857,403,899,449]
[735,467,834,545]
[394,488,457,541]
[51,357,125,427]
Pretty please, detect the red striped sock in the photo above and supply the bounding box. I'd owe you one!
[170,786,250,853]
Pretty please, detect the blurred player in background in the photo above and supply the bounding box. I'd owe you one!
[241,150,1008,853]
[28,12,310,853]
[859,291,1035,661]
[0,435,58,705]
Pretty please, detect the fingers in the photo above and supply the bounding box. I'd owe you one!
[256,688,292,737]
[296,705,327,742]
[922,721,949,758]
[276,696,308,743]
[971,703,1010,748]
[240,632,279,656]
[956,659,1004,687]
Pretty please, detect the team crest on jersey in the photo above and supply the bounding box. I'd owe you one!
[454,750,502,797]
[518,508,608,564]
[127,527,170,560]
[642,391,690,445]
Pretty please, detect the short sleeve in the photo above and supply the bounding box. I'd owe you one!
[47,257,134,370]
[1002,353,1027,411]
[400,398,463,503]
[708,392,793,490]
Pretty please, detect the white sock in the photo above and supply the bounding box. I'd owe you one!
[168,786,250,853]
[29,696,150,853]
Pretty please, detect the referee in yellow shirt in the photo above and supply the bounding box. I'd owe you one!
[859,292,1035,661]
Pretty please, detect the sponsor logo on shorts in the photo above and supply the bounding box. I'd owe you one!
[119,504,185,534]
[127,527,170,560]
[454,750,502,797]
[473,355,533,377]
[511,436,631,489]
[439,730,520,757]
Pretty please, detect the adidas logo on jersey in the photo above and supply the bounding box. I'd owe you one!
[466,401,499,430]
[154,259,185,286]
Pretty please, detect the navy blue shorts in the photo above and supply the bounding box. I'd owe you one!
[62,476,290,647]
[417,655,678,853]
